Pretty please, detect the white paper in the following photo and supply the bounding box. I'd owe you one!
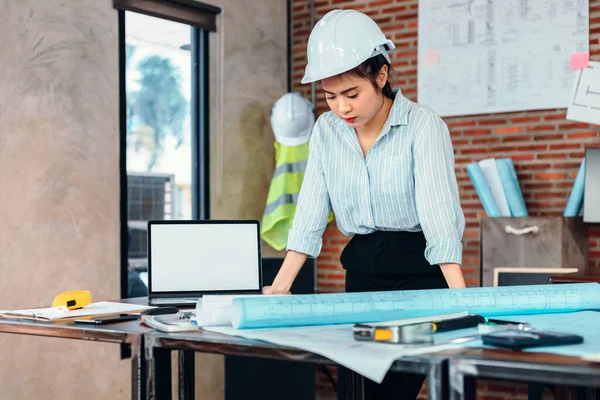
[195,294,263,326]
[2,301,154,320]
[418,0,589,117]
[478,158,511,217]
[205,324,462,383]
[567,61,600,125]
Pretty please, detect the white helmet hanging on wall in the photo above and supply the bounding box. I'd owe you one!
[270,92,315,147]
[301,9,395,84]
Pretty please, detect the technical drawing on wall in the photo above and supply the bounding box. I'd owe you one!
[567,61,600,125]
[417,0,589,117]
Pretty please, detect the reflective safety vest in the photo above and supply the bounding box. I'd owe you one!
[261,141,333,251]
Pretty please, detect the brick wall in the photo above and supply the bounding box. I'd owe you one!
[292,0,600,399]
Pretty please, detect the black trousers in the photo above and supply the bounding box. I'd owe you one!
[338,230,449,400]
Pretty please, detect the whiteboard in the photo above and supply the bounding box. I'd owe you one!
[417,0,589,117]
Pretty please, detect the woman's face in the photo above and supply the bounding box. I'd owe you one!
[321,68,387,129]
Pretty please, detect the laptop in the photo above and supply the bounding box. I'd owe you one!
[147,220,263,306]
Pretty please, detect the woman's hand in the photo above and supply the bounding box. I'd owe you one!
[262,285,291,295]
[262,250,308,295]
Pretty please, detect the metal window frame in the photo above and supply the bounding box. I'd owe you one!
[113,0,220,32]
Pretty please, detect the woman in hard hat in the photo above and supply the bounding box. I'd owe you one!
[264,9,466,399]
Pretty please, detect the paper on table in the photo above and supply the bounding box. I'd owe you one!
[466,310,600,358]
[205,324,462,383]
[1,301,155,321]
[478,158,511,217]
[208,311,600,382]
[195,294,263,326]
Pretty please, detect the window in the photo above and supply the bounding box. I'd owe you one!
[117,2,218,298]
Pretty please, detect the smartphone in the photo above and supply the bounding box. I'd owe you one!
[74,314,139,325]
[482,329,583,350]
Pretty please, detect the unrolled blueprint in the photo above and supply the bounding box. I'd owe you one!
[466,310,600,357]
[231,283,600,329]
[417,0,589,116]
[206,324,463,383]
[208,311,600,383]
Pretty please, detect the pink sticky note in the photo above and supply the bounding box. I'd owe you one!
[570,52,589,70]
[423,50,439,66]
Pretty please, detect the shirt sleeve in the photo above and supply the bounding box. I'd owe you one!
[286,121,332,258]
[413,113,465,265]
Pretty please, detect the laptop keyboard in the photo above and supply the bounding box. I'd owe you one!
[150,297,199,306]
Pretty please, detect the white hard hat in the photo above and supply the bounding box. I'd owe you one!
[301,9,395,84]
[270,92,315,146]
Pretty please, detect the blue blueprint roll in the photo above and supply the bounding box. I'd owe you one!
[467,162,501,216]
[230,283,600,329]
[564,158,586,217]
[496,158,528,217]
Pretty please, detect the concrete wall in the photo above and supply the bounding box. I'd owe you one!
[0,0,287,398]
[0,1,128,399]
[209,0,288,238]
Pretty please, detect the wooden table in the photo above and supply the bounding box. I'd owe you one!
[448,348,600,400]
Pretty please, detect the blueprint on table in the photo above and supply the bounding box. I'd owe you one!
[464,310,600,357]
[205,324,463,383]
[207,311,600,383]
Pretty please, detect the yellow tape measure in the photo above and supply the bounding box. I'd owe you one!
[52,290,92,310]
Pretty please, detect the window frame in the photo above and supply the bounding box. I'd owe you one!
[117,4,215,298]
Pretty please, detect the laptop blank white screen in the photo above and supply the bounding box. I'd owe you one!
[150,223,260,292]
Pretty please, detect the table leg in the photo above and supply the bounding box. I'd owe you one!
[131,336,145,400]
[427,360,449,400]
[146,335,173,400]
[449,360,476,400]
[527,383,546,400]
[178,350,195,400]
[337,367,364,400]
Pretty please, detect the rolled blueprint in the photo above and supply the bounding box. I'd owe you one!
[564,157,586,217]
[466,162,501,216]
[230,283,600,329]
[478,158,511,216]
[496,158,528,217]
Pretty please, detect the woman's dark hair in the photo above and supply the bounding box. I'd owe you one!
[346,54,396,99]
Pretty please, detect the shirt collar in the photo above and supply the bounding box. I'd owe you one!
[388,88,410,127]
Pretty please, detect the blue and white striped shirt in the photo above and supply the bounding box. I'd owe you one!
[286,91,465,267]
